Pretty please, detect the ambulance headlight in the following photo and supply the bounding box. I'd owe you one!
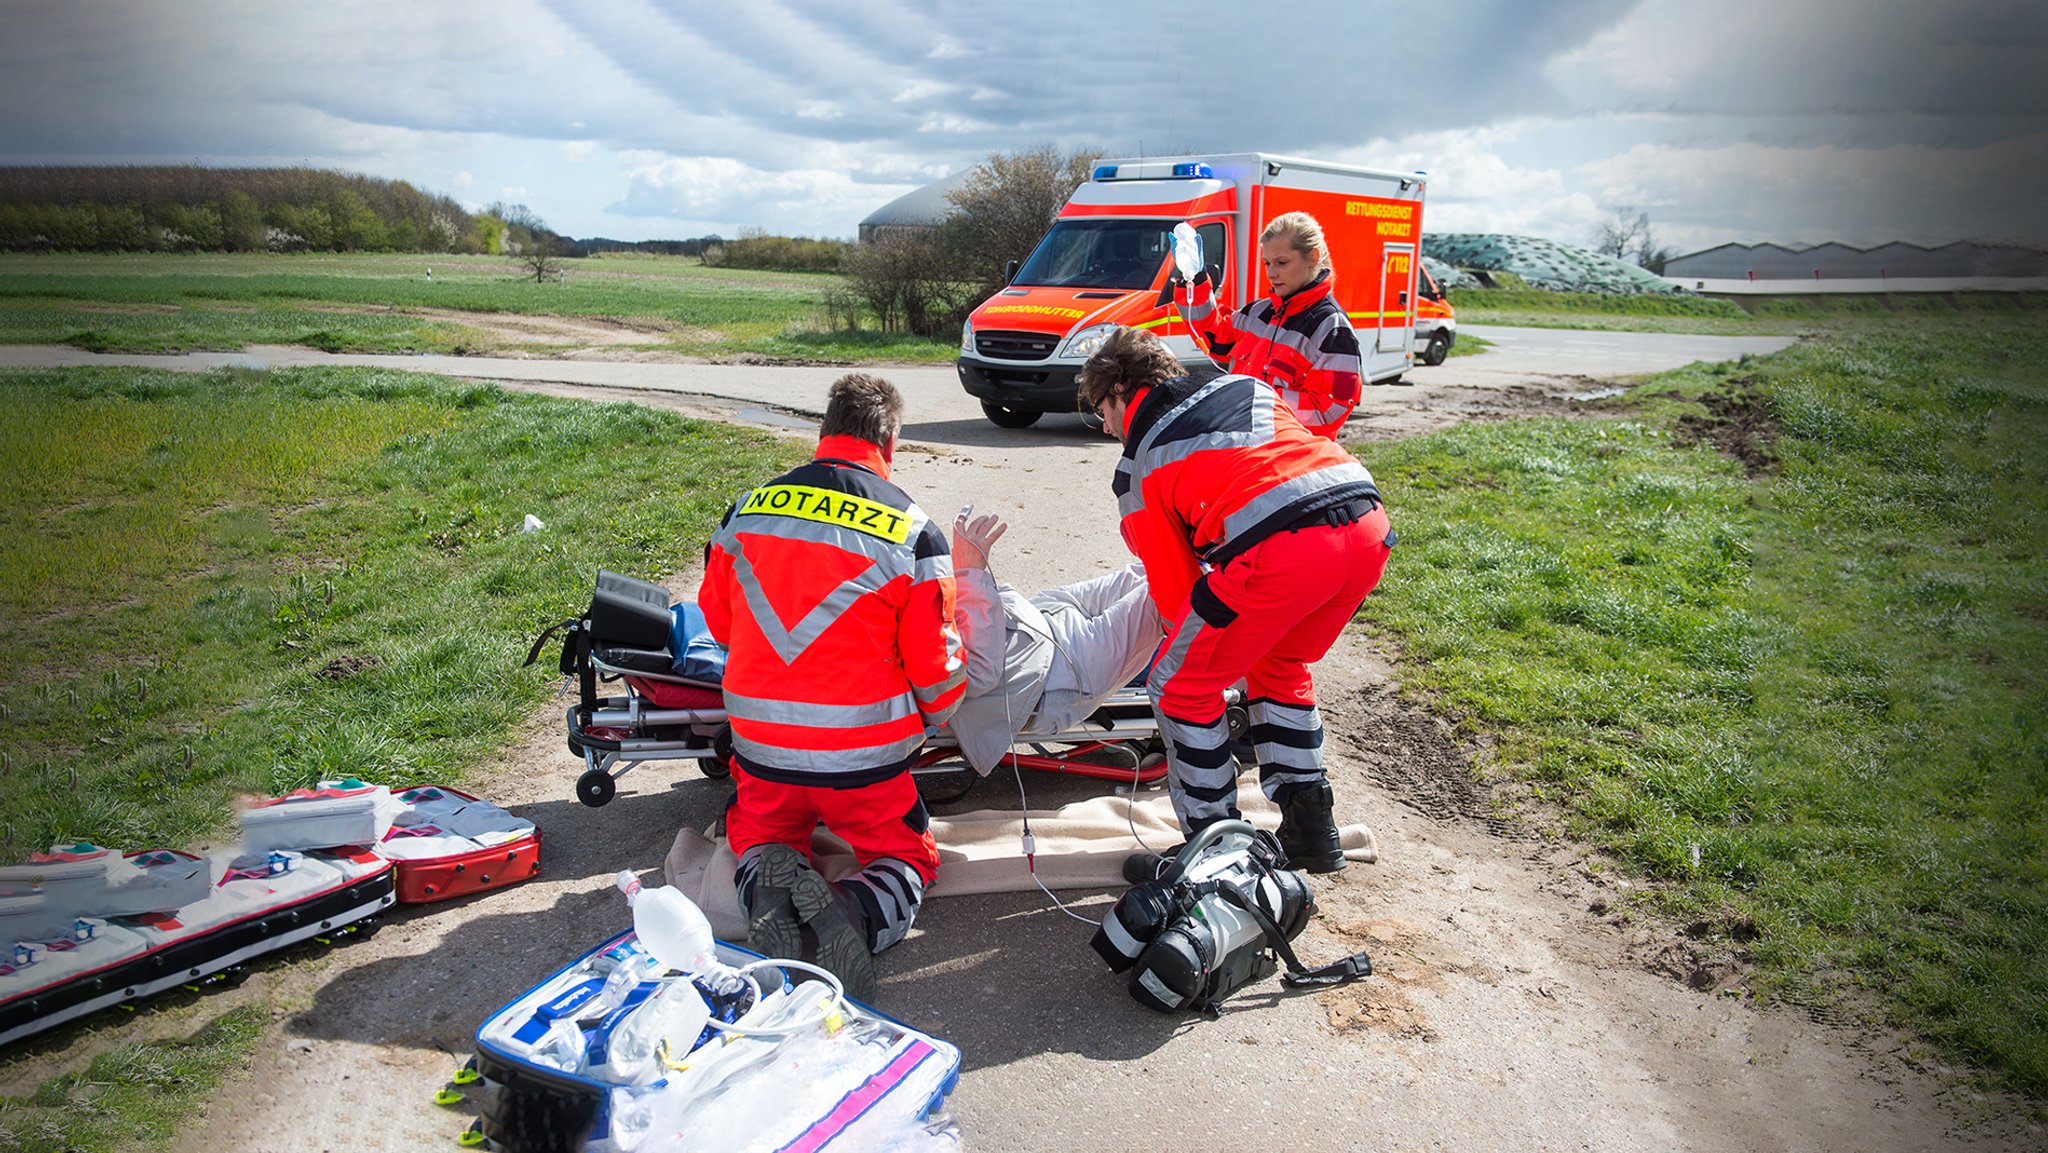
[960,319,975,354]
[1061,323,1119,360]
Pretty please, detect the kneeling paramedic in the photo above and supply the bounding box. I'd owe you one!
[1077,327,1393,878]
[698,373,966,1001]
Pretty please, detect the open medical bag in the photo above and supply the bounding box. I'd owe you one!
[470,929,961,1153]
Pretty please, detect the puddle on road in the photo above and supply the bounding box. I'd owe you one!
[737,406,819,430]
[1564,386,1628,401]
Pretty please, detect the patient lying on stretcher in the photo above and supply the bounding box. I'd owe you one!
[944,509,1164,775]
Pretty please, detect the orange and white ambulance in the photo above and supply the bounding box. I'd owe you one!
[957,152,1433,428]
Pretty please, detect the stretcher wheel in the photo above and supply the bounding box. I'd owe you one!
[575,769,617,808]
[698,729,734,779]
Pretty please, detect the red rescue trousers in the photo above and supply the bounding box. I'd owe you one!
[1146,507,1392,831]
[725,767,941,884]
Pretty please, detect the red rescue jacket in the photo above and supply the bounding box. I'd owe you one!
[698,436,965,786]
[1113,375,1381,618]
[1176,269,1364,438]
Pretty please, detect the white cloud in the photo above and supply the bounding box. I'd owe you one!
[612,151,917,236]
[891,80,950,104]
[0,0,2040,245]
[501,185,529,201]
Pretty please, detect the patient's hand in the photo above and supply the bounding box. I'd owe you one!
[952,511,1008,570]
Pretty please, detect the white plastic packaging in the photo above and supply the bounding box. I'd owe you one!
[614,870,716,974]
[1171,221,1204,280]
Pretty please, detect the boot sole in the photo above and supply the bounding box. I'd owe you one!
[743,844,816,963]
[747,846,877,1003]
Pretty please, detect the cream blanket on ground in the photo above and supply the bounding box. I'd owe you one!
[664,790,1377,942]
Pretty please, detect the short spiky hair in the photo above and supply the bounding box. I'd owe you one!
[820,372,904,446]
[1077,327,1181,412]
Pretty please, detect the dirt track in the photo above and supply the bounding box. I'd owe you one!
[3,333,2039,1152]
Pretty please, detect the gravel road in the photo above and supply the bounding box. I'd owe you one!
[4,332,2035,1152]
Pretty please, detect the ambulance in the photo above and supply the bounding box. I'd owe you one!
[956,152,1436,428]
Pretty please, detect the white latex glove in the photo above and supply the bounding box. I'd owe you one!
[952,507,1008,571]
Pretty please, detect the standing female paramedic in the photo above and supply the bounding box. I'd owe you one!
[1173,211,1367,439]
[1078,327,1393,878]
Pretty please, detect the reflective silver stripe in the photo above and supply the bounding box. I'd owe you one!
[912,661,967,704]
[1219,460,1375,543]
[1314,350,1363,376]
[1116,459,1142,518]
[1146,612,1205,699]
[1293,395,1351,428]
[1132,375,1237,459]
[1100,905,1145,956]
[1248,699,1320,731]
[1180,296,1216,322]
[731,729,925,772]
[841,859,925,951]
[913,553,954,583]
[724,690,917,728]
[1138,426,1263,473]
[718,505,916,570]
[1235,311,1314,357]
[725,536,891,666]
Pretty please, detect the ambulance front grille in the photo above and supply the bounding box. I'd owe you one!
[975,330,1060,361]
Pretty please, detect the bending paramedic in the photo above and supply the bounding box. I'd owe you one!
[946,510,1164,773]
[1173,210,1367,438]
[1078,327,1394,877]
[697,373,966,1000]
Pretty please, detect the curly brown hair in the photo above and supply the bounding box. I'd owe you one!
[1076,327,1182,413]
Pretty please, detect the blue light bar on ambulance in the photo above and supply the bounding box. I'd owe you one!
[1171,163,1212,178]
[1092,164,1119,180]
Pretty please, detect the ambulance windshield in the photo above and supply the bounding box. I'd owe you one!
[1013,220,1172,290]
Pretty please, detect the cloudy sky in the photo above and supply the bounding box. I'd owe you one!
[3,0,2043,254]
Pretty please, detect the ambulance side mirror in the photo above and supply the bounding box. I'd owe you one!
[1004,259,1020,285]
[1205,263,1221,286]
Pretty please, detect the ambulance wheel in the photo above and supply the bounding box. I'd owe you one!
[981,401,1042,429]
[698,731,734,779]
[1423,330,1451,366]
[575,769,617,807]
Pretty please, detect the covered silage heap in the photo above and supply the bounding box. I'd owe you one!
[1424,233,1684,294]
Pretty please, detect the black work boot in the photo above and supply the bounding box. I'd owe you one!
[1274,782,1346,873]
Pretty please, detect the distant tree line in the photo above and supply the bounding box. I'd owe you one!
[0,166,511,254]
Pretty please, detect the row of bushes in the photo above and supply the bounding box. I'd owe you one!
[0,167,488,254]
[700,230,849,273]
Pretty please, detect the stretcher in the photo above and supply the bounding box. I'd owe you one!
[528,572,1220,809]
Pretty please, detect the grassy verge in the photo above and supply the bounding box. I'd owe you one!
[0,365,804,852]
[0,252,957,363]
[1356,317,2047,1098]
[1445,332,1492,359]
[0,1008,266,1152]
[1448,285,2047,337]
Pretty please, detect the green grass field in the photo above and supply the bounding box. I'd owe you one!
[0,365,804,854]
[0,1007,267,1153]
[0,251,951,362]
[1357,316,2048,1099]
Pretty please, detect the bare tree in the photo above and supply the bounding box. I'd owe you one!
[1594,208,1651,262]
[1595,206,1676,271]
[518,233,563,283]
[946,146,1103,296]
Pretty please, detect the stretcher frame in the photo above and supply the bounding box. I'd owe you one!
[545,618,1205,809]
